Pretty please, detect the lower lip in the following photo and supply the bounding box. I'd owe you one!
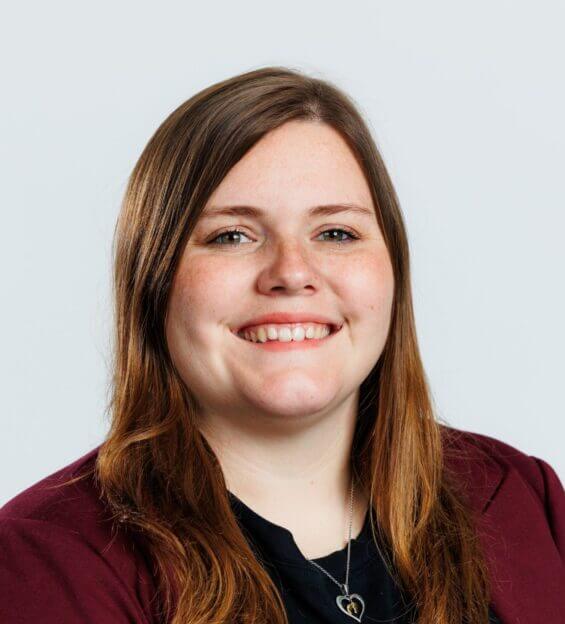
[233,326,342,351]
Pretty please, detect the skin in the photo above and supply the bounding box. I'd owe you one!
[165,119,395,559]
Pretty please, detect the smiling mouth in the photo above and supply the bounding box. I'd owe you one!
[232,323,343,345]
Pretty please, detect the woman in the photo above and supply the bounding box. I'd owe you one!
[0,66,563,624]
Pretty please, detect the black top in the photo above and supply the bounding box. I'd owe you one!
[228,491,502,623]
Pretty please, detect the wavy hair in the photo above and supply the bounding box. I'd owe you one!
[65,66,492,623]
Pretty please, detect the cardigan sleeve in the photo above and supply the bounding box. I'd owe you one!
[531,456,565,563]
[0,516,152,624]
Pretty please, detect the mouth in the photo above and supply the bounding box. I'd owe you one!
[230,322,343,350]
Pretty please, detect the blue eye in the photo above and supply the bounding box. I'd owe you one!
[207,228,359,246]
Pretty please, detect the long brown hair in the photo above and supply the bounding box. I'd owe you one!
[68,66,493,623]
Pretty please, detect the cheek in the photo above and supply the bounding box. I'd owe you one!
[335,249,394,327]
[167,256,247,338]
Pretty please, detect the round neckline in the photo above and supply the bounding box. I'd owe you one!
[228,490,377,573]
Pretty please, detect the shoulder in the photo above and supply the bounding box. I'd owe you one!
[0,446,158,623]
[1,446,103,525]
[441,424,565,556]
[440,423,562,500]
[0,445,122,556]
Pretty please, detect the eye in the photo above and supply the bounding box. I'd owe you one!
[205,227,360,247]
[206,229,253,246]
[316,228,359,244]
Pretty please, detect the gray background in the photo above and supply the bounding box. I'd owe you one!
[1,1,563,504]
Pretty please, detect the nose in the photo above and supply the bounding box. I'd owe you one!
[256,239,319,295]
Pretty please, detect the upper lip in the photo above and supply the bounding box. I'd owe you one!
[233,313,343,334]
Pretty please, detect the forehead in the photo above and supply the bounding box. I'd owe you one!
[202,120,374,217]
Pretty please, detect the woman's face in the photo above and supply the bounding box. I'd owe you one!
[166,120,394,428]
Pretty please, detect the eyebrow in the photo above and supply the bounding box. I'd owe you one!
[201,203,375,220]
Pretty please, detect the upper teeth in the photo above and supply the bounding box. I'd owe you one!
[238,323,332,343]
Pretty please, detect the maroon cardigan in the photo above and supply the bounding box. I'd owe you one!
[1,427,563,623]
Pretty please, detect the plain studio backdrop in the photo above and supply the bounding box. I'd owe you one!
[1,1,563,504]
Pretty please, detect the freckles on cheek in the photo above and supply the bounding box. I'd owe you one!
[172,257,249,326]
[341,251,394,316]
[175,269,218,321]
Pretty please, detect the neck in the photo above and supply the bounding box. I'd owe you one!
[196,395,369,557]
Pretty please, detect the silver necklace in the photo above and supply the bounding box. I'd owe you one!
[305,473,365,622]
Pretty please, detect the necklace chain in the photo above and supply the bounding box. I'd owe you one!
[305,471,355,596]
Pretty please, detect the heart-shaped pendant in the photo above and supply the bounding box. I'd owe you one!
[336,592,365,622]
